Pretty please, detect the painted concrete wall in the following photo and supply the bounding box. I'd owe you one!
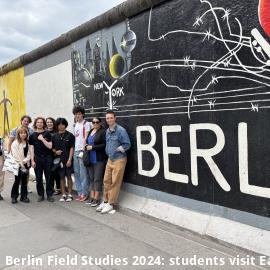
[0,0,270,255]
[24,46,74,131]
[68,0,270,253]
[71,0,270,218]
[0,68,25,137]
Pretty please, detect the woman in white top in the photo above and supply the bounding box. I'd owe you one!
[11,127,31,204]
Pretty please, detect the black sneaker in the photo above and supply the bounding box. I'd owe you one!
[47,197,54,202]
[85,198,94,205]
[66,194,73,202]
[20,197,30,203]
[53,190,61,196]
[59,195,67,202]
[37,196,44,202]
[91,199,99,207]
[11,198,18,204]
[0,194,3,201]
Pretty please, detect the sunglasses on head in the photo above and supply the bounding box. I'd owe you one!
[92,121,100,124]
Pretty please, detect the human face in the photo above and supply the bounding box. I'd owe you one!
[36,119,45,130]
[21,117,30,127]
[92,118,101,129]
[106,113,116,127]
[58,123,66,133]
[19,131,27,141]
[75,112,84,122]
[46,119,54,131]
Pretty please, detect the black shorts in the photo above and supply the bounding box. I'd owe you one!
[57,165,73,178]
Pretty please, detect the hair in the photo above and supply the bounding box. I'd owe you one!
[46,117,57,132]
[55,118,68,128]
[72,106,85,116]
[16,126,29,144]
[33,117,47,130]
[105,110,115,117]
[92,117,102,123]
[20,115,32,124]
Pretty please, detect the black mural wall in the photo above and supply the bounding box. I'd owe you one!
[72,0,270,218]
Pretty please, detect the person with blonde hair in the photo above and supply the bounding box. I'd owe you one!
[10,127,31,203]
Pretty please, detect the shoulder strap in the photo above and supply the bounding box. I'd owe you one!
[83,120,87,138]
[24,142,29,157]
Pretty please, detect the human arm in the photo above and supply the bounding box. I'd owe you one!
[37,133,52,149]
[11,142,25,168]
[91,129,106,151]
[66,147,74,167]
[83,122,92,145]
[116,128,131,153]
[29,145,36,168]
[66,134,75,167]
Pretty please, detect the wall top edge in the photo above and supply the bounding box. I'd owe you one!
[0,0,167,76]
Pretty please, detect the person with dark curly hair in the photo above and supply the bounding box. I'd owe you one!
[72,106,91,202]
[29,117,54,202]
[46,117,57,134]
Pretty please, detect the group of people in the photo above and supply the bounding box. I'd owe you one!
[0,106,131,214]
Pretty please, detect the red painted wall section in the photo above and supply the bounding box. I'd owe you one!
[259,0,270,37]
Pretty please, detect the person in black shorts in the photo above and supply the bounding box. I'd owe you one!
[52,118,75,202]
[29,117,54,202]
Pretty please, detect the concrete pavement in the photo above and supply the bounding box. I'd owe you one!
[0,172,270,270]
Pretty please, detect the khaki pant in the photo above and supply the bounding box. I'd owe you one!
[103,157,127,204]
[0,156,4,193]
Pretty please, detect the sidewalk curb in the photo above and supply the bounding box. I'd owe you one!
[118,190,270,257]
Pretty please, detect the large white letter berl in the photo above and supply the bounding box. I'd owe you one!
[239,122,270,198]
[190,123,230,191]
[162,125,189,183]
[136,126,160,177]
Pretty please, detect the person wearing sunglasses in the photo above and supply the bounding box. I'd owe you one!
[85,117,107,207]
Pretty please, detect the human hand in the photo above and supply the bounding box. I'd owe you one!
[37,134,44,141]
[86,145,92,151]
[55,150,63,155]
[32,160,36,168]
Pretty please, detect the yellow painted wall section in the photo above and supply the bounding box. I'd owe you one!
[0,67,25,137]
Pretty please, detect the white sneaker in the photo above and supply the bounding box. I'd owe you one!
[66,194,73,202]
[96,201,107,212]
[101,203,113,214]
[59,195,66,202]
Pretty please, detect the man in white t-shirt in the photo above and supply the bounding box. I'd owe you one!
[72,106,92,202]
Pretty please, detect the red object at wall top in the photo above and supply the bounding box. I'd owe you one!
[259,0,270,37]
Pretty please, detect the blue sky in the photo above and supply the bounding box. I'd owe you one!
[0,0,125,66]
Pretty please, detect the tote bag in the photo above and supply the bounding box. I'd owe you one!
[2,154,20,176]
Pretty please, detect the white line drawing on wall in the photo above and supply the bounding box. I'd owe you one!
[80,0,270,119]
